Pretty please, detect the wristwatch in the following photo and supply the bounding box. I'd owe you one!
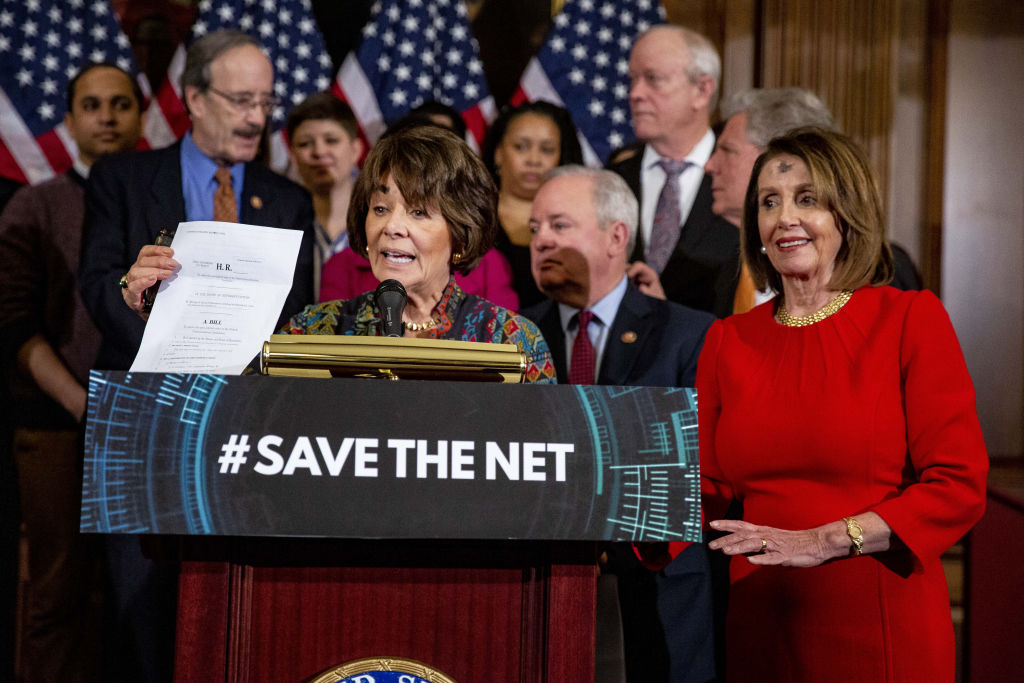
[843,517,864,556]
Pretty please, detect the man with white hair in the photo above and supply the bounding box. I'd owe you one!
[608,25,740,319]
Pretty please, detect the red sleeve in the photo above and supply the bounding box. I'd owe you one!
[697,320,735,527]
[871,290,988,568]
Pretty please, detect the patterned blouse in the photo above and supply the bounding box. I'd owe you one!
[284,277,557,384]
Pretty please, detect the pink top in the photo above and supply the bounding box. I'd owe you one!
[319,247,520,311]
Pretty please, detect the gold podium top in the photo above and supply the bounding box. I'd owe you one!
[260,334,526,383]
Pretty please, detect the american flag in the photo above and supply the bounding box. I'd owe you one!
[333,0,495,149]
[144,0,333,171]
[513,0,665,166]
[0,0,141,185]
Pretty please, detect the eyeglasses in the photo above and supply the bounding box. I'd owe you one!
[206,87,280,116]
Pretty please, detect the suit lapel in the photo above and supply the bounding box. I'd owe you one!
[598,286,654,386]
[239,162,259,224]
[677,174,715,250]
[240,162,276,225]
[147,143,186,238]
[606,143,646,262]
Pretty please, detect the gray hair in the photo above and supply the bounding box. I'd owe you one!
[720,88,835,149]
[638,25,721,112]
[180,29,264,94]
[545,165,638,256]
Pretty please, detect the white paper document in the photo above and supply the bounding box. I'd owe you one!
[129,220,303,375]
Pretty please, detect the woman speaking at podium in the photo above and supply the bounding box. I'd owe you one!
[283,124,556,384]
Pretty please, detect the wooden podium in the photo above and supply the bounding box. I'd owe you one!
[173,538,596,682]
[83,371,701,682]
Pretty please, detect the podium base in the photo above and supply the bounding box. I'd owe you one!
[173,538,597,682]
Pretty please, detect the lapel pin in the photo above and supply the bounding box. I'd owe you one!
[620,331,637,343]
[250,195,263,210]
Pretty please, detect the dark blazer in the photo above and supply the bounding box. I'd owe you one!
[607,143,740,319]
[522,284,713,388]
[524,284,717,682]
[79,142,315,370]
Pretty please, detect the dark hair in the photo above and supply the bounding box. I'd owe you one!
[66,62,144,113]
[347,125,498,275]
[406,100,467,140]
[480,101,583,184]
[742,127,894,294]
[180,29,262,94]
[286,92,358,141]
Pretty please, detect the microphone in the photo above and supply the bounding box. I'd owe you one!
[375,279,407,337]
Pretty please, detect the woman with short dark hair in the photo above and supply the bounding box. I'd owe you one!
[285,125,555,383]
[698,128,987,680]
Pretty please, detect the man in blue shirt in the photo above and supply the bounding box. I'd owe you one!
[79,29,314,371]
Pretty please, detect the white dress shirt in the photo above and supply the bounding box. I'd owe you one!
[638,129,716,253]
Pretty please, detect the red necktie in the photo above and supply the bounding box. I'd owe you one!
[568,310,596,385]
[214,167,238,222]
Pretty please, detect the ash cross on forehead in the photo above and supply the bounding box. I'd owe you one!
[777,160,793,173]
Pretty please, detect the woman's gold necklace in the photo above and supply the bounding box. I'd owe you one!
[403,317,439,332]
[776,289,854,327]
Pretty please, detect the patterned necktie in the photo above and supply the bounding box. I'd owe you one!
[213,166,238,222]
[568,310,596,385]
[647,158,691,273]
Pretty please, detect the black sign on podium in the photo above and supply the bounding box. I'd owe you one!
[82,372,701,542]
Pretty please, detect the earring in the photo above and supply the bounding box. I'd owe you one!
[760,246,767,254]
[452,252,464,264]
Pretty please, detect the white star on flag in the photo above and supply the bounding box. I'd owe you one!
[334,0,495,150]
[511,0,665,166]
[143,0,333,173]
[0,0,143,184]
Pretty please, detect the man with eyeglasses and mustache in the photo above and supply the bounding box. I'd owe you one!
[80,29,315,373]
[77,30,313,681]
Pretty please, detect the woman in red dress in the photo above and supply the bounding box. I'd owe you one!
[697,128,988,681]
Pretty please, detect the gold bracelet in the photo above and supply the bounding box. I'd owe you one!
[843,517,864,556]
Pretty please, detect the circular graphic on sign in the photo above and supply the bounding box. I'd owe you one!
[308,656,457,683]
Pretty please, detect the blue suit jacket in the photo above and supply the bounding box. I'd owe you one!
[522,283,713,389]
[79,142,315,370]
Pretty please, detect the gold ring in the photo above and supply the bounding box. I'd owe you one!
[760,538,767,553]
